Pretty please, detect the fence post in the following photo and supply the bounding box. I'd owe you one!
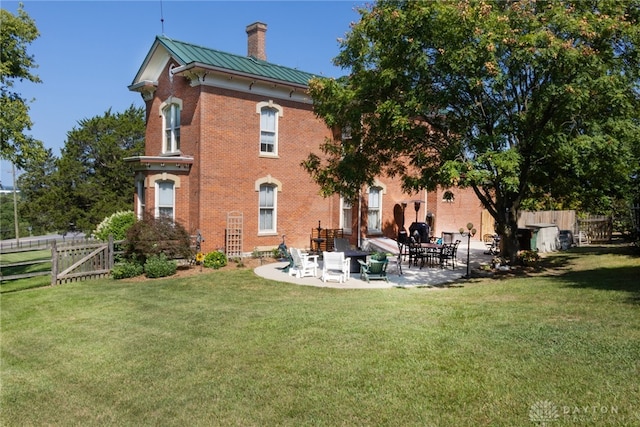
[108,235,114,270]
[51,241,58,286]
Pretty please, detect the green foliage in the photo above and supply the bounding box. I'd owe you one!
[306,0,640,260]
[517,250,540,267]
[93,211,136,241]
[0,5,46,168]
[370,252,387,261]
[143,253,177,279]
[124,216,193,264]
[110,261,144,280]
[16,106,145,233]
[203,251,227,269]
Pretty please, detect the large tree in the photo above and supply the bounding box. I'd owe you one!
[304,0,640,259]
[0,4,46,168]
[18,106,145,233]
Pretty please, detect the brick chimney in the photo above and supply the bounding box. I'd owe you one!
[246,22,267,61]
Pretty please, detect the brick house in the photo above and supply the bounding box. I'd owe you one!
[127,23,485,255]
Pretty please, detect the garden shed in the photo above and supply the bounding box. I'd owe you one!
[526,223,559,253]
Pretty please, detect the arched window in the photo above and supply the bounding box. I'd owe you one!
[156,180,175,220]
[256,101,283,156]
[341,197,353,234]
[136,177,146,219]
[443,190,455,203]
[160,98,182,154]
[255,175,282,234]
[259,184,276,233]
[368,187,382,233]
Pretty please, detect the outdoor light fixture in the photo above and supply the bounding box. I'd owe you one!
[459,222,477,279]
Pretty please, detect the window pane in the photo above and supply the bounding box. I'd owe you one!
[259,185,274,207]
[260,208,273,230]
[368,211,380,231]
[261,108,276,131]
[368,189,380,208]
[158,182,174,205]
[260,131,275,153]
[159,207,173,218]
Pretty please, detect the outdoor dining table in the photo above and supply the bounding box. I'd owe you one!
[410,242,443,268]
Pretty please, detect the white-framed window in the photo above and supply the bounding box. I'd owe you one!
[256,101,283,156]
[156,180,175,220]
[259,184,276,233]
[136,178,146,219]
[341,197,352,234]
[160,98,182,154]
[367,186,385,233]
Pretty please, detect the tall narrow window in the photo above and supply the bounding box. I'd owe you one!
[341,197,352,234]
[136,179,146,219]
[368,187,382,233]
[156,181,175,220]
[163,103,181,153]
[260,107,277,154]
[259,184,276,233]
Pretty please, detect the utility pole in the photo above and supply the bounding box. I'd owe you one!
[12,162,19,244]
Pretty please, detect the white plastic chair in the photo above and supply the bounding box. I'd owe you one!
[321,251,350,283]
[289,248,319,278]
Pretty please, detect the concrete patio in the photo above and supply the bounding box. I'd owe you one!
[254,239,492,289]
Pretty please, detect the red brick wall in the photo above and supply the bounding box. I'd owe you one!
[138,62,485,254]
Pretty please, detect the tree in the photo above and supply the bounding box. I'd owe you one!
[304,0,640,260]
[18,106,145,233]
[0,4,46,168]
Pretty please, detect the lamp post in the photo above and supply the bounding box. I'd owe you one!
[459,222,477,279]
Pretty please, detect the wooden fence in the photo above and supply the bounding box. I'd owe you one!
[51,237,119,285]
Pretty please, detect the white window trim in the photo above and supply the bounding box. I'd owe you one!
[135,175,146,219]
[340,196,353,235]
[149,173,181,221]
[159,97,183,154]
[256,100,283,157]
[366,181,387,234]
[255,175,282,235]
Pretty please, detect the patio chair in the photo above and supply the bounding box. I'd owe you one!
[333,237,351,253]
[439,243,456,269]
[289,248,319,278]
[321,251,350,283]
[483,234,499,255]
[357,257,389,283]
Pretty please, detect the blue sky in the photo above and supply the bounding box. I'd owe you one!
[1,0,363,184]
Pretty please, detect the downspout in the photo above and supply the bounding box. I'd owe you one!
[357,190,362,249]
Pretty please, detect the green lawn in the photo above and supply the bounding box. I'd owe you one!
[1,246,639,426]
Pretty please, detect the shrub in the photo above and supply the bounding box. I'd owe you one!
[93,211,137,241]
[517,250,540,266]
[111,261,144,280]
[203,251,227,269]
[124,216,193,264]
[370,252,388,261]
[144,253,177,278]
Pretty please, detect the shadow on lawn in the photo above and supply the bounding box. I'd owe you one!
[543,245,640,305]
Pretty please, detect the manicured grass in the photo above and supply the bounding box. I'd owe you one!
[1,245,639,426]
[1,249,51,292]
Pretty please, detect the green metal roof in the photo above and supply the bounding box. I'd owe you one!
[157,36,320,87]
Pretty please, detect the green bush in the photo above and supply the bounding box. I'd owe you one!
[144,253,177,278]
[93,211,137,241]
[203,251,227,269]
[370,252,388,261]
[124,216,193,264]
[111,261,144,280]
